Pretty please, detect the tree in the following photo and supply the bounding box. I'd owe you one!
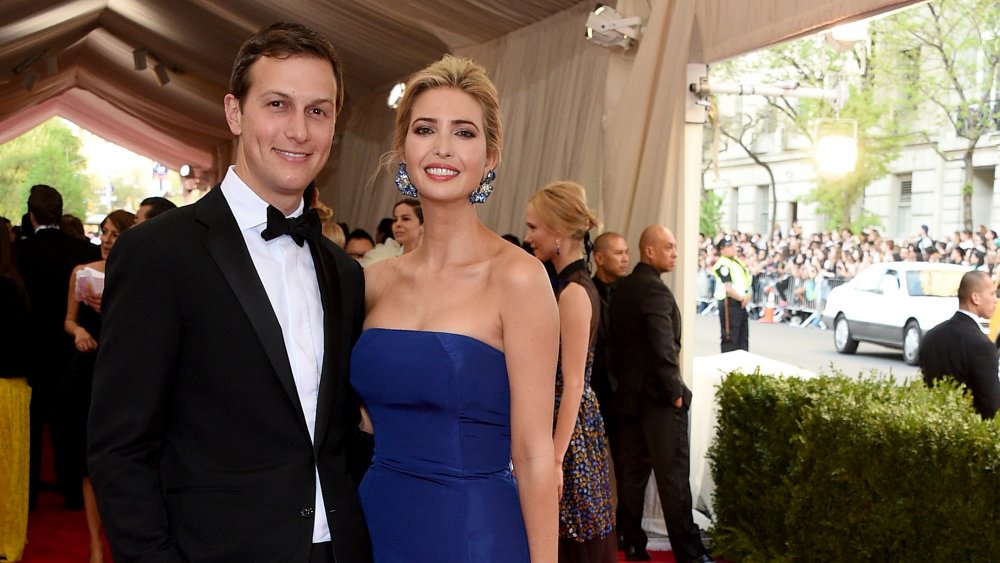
[877,0,1000,230]
[0,118,92,221]
[707,27,914,232]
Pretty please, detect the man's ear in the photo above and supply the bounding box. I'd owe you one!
[224,94,243,136]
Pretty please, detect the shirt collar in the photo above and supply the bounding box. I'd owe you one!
[957,308,983,324]
[220,166,305,232]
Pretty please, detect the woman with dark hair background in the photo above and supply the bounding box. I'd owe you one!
[63,209,135,563]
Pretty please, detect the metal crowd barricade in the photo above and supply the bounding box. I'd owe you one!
[749,273,849,328]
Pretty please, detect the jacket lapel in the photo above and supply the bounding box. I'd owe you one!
[310,239,343,448]
[197,187,307,426]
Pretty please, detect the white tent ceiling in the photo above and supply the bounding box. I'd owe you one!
[1,0,920,187]
[0,0,582,174]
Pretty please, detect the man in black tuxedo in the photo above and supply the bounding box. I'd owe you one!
[920,270,1000,419]
[608,226,712,563]
[88,23,372,562]
[15,184,101,509]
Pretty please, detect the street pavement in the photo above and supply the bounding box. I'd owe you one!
[691,310,921,382]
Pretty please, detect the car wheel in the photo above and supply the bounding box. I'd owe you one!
[834,314,858,354]
[902,321,921,365]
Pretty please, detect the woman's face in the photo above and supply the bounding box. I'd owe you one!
[402,87,493,203]
[523,202,559,262]
[392,203,422,249]
[99,220,121,259]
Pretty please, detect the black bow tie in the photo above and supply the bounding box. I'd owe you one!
[260,205,321,247]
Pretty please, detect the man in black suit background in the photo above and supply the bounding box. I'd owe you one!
[88,23,371,562]
[608,226,712,563]
[591,231,629,431]
[15,184,101,509]
[920,270,1000,419]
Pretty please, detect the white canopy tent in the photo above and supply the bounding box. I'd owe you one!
[0,0,922,377]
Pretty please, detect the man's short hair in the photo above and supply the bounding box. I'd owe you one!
[346,228,375,246]
[958,270,991,303]
[60,214,86,240]
[593,231,624,254]
[229,22,344,115]
[140,197,178,220]
[27,184,62,226]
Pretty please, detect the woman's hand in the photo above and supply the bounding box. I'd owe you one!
[73,327,97,352]
[83,291,103,313]
[359,405,374,434]
[555,460,564,500]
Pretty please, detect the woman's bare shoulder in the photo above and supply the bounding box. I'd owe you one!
[492,243,549,293]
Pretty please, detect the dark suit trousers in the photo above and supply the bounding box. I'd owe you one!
[29,378,82,506]
[718,299,749,352]
[615,401,706,563]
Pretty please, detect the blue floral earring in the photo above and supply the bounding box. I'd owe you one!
[468,170,496,204]
[395,163,418,197]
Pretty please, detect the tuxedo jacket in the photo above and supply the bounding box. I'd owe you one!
[920,311,1000,419]
[88,187,372,562]
[606,262,691,417]
[14,227,101,386]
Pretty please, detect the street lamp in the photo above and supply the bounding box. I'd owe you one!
[813,118,858,177]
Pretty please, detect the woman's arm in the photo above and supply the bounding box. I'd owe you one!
[64,265,97,352]
[502,257,560,563]
[552,283,591,492]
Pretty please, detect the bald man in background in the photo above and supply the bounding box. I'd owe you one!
[608,226,713,563]
[920,270,1000,419]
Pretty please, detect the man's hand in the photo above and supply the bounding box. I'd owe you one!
[674,396,683,408]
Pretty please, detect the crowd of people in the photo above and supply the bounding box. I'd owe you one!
[694,222,1000,326]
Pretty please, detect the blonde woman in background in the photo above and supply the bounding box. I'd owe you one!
[524,181,616,562]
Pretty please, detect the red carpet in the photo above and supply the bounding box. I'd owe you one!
[22,498,675,562]
[23,436,673,563]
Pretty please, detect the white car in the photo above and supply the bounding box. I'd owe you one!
[821,261,972,365]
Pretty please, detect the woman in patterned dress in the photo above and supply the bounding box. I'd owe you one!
[524,181,616,562]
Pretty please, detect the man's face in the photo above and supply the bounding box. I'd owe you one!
[973,278,999,319]
[594,236,629,280]
[345,238,374,262]
[135,204,152,225]
[224,55,338,205]
[648,228,677,274]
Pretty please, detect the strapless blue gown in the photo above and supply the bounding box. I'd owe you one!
[351,328,530,563]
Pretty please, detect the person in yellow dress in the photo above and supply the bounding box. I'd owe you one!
[0,219,31,562]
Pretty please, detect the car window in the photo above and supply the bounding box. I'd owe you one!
[852,266,884,292]
[906,269,965,297]
[878,271,900,295]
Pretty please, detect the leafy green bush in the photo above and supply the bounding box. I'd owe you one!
[709,371,1000,561]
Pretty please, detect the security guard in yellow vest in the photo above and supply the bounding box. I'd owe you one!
[713,235,751,352]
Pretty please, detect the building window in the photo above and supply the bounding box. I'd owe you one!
[730,186,739,231]
[897,175,912,238]
[757,184,770,235]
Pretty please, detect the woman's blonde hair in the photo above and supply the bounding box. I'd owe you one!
[388,54,503,169]
[529,181,600,240]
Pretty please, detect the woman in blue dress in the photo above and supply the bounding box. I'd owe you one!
[524,182,617,562]
[350,55,560,563]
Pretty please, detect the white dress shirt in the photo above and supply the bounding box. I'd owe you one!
[220,167,331,542]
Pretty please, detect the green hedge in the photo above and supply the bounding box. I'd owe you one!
[709,371,1000,562]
